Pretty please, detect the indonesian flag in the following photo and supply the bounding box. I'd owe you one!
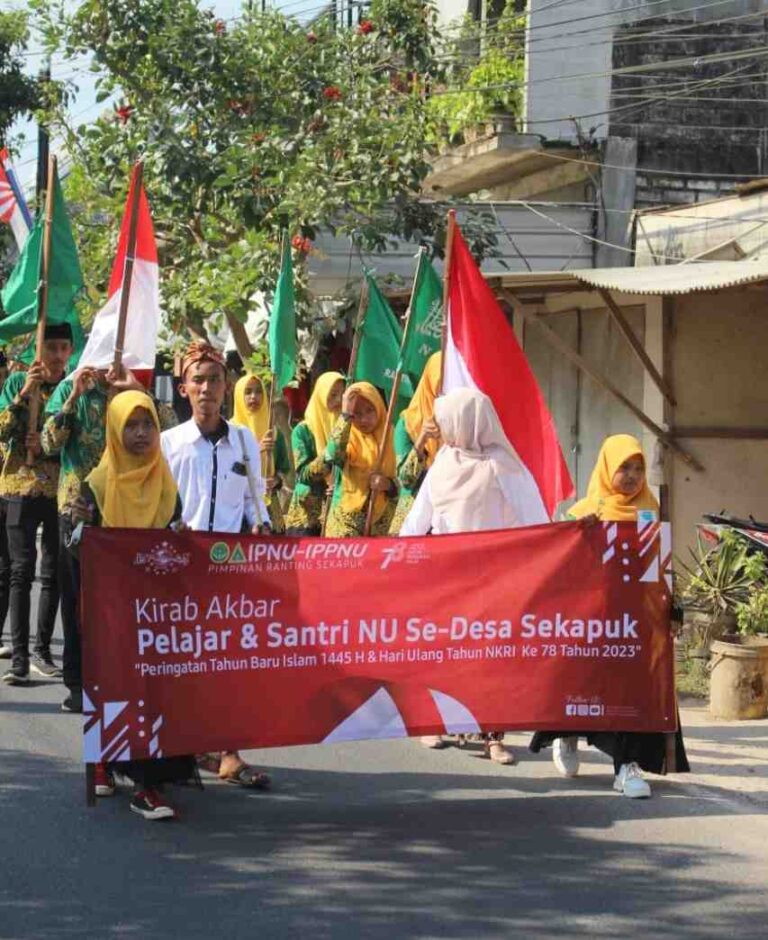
[442,222,574,519]
[77,166,159,379]
[0,148,32,250]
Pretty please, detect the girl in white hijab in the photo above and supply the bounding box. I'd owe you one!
[401,388,549,762]
[400,387,549,537]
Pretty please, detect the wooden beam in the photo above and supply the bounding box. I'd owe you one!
[504,293,704,473]
[598,288,676,407]
[672,427,768,440]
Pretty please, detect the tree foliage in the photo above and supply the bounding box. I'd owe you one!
[31,0,500,351]
[0,9,40,145]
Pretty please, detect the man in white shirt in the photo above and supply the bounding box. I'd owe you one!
[161,342,271,789]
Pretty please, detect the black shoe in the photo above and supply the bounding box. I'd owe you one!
[61,690,83,713]
[130,788,177,821]
[2,668,30,686]
[30,653,63,679]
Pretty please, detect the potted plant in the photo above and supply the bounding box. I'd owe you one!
[678,530,764,655]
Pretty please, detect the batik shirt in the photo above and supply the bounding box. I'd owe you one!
[389,414,429,535]
[323,416,396,538]
[284,421,328,533]
[0,373,60,500]
[41,379,179,514]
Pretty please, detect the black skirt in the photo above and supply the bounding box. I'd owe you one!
[529,727,690,776]
[110,755,198,788]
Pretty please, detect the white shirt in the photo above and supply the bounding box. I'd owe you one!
[161,418,268,534]
[400,473,533,537]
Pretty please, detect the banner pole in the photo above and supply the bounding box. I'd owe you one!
[26,153,56,467]
[362,250,424,536]
[321,278,369,536]
[438,210,456,394]
[85,762,96,808]
[112,160,144,374]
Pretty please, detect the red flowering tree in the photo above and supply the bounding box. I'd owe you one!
[32,0,498,350]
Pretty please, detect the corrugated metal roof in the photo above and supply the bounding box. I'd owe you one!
[495,258,768,297]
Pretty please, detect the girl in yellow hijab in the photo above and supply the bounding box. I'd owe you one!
[324,381,397,538]
[285,371,345,536]
[531,433,688,799]
[86,390,178,529]
[569,434,659,522]
[231,374,291,533]
[390,352,442,534]
[79,391,195,821]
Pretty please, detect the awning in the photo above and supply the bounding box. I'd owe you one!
[490,257,768,299]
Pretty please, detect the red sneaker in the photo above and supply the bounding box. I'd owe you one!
[94,763,116,797]
[130,788,177,821]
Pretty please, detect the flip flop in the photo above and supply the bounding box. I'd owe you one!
[220,764,272,790]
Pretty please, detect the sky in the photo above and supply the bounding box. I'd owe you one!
[7,0,301,196]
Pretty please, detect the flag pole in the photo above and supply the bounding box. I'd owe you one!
[438,209,456,394]
[362,250,425,536]
[26,153,56,467]
[112,160,144,374]
[320,277,369,536]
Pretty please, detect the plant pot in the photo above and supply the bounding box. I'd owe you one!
[709,637,768,720]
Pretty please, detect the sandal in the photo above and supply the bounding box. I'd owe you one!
[420,735,446,749]
[486,741,516,765]
[197,753,222,775]
[219,763,272,790]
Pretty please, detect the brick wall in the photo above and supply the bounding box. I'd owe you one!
[608,16,768,206]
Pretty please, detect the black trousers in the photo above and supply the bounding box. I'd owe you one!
[0,499,11,644]
[6,496,59,672]
[59,515,81,692]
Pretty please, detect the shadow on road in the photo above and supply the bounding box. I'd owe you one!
[0,745,765,940]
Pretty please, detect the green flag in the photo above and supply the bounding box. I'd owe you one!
[0,168,85,361]
[268,236,296,391]
[400,251,443,385]
[354,274,413,409]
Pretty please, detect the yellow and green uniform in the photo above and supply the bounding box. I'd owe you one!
[41,379,178,515]
[323,383,397,538]
[0,373,60,500]
[284,420,328,535]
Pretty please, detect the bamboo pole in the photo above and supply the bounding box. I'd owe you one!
[438,210,457,393]
[362,249,425,536]
[26,154,56,467]
[112,161,144,374]
[320,279,369,536]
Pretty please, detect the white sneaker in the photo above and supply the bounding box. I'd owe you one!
[553,736,580,777]
[613,762,652,798]
[420,735,446,749]
[0,644,11,659]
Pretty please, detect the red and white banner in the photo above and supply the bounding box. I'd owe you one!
[76,166,159,377]
[444,223,574,519]
[80,521,676,762]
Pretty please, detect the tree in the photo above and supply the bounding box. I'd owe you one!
[0,9,39,145]
[32,0,499,356]
[0,10,41,282]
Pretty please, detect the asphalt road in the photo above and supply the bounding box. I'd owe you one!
[2,615,768,939]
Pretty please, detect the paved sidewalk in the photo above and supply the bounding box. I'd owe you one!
[678,698,768,806]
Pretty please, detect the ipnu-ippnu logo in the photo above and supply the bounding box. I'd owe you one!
[210,541,235,564]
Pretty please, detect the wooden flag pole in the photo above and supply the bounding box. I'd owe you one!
[26,153,56,467]
[112,161,144,374]
[438,210,456,394]
[362,249,425,536]
[320,278,369,536]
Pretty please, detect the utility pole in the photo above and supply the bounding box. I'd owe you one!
[35,56,51,206]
